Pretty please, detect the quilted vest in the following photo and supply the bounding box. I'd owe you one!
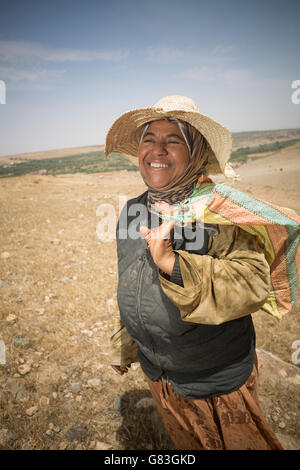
[116,191,255,396]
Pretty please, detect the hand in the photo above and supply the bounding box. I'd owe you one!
[111,365,130,376]
[140,217,175,276]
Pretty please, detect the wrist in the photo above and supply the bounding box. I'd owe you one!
[157,252,176,276]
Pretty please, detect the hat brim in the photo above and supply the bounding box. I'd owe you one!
[105,107,233,174]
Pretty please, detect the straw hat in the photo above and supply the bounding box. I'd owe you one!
[105,95,233,174]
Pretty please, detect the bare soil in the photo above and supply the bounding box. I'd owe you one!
[0,142,299,450]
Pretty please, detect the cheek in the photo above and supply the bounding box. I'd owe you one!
[176,153,190,173]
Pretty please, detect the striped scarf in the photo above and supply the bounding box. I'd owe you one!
[155,176,300,321]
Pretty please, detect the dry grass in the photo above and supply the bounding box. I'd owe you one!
[0,170,299,449]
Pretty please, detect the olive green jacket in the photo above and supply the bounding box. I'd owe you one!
[110,224,270,366]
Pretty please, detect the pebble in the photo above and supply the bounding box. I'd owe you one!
[49,423,60,433]
[13,337,29,348]
[39,396,50,406]
[6,314,17,324]
[278,421,286,429]
[25,406,38,417]
[1,252,10,259]
[94,441,113,450]
[82,329,93,337]
[65,426,87,442]
[87,378,101,389]
[18,363,31,375]
[69,381,82,393]
[36,308,45,315]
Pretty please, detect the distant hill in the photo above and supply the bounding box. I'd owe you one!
[232,127,300,150]
[1,128,300,178]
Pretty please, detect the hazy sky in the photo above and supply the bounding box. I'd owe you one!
[0,0,300,156]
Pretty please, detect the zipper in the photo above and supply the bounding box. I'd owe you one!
[135,247,158,360]
[136,248,148,311]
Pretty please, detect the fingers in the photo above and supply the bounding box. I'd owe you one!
[140,221,175,240]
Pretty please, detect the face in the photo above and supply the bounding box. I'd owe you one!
[138,120,190,189]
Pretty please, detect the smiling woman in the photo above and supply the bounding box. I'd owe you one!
[104,95,285,450]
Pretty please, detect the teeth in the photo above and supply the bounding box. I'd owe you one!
[150,163,168,168]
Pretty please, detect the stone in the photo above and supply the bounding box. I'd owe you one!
[65,426,87,442]
[25,406,38,417]
[69,381,82,393]
[6,314,17,324]
[1,252,10,259]
[94,441,113,450]
[36,308,45,315]
[39,396,50,406]
[87,378,101,389]
[12,337,29,348]
[18,363,31,375]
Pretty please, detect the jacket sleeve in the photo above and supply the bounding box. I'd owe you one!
[158,224,271,325]
[109,316,138,366]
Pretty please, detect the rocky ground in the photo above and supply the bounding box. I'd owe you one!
[0,149,300,450]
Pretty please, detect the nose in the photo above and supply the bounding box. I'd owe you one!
[152,141,168,156]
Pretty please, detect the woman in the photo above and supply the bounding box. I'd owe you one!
[104,95,285,450]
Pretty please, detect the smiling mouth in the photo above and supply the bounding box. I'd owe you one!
[149,162,169,168]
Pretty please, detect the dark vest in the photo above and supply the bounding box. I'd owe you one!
[116,191,255,398]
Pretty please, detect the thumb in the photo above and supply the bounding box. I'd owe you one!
[139,225,150,239]
[157,220,175,239]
